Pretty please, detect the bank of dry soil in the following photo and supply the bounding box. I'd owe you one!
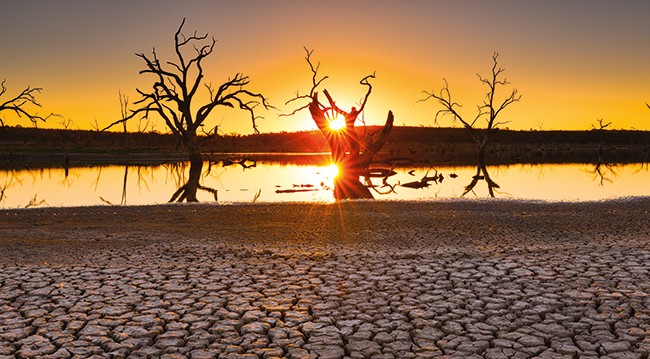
[0,199,649,358]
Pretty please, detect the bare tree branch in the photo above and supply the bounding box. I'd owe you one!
[357,72,376,114]
[592,118,612,131]
[280,47,329,117]
[0,79,59,126]
[417,80,480,145]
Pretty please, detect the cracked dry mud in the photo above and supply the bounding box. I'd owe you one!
[1,200,649,358]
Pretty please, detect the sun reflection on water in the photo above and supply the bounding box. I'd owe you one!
[322,163,340,179]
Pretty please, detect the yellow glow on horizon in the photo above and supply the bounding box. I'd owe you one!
[3,45,649,133]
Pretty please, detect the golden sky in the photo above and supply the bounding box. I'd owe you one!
[1,0,649,134]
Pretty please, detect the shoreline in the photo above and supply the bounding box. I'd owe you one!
[2,197,648,264]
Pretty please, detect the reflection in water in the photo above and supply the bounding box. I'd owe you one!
[0,161,649,209]
[399,169,443,190]
[25,194,47,208]
[334,168,373,200]
[169,162,217,202]
[589,162,618,186]
[463,162,501,197]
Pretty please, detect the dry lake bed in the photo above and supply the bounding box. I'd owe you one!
[1,199,649,358]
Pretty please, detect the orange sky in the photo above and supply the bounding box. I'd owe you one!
[1,0,649,134]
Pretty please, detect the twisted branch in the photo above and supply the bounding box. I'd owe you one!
[0,80,59,126]
[281,47,330,117]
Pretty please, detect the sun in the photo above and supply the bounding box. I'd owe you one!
[327,112,346,131]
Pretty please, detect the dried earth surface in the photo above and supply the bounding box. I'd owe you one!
[1,199,649,358]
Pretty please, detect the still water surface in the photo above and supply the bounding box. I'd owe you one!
[1,161,648,209]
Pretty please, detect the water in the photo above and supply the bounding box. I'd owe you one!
[1,161,648,209]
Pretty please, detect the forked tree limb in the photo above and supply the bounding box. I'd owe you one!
[0,80,59,126]
[281,47,329,117]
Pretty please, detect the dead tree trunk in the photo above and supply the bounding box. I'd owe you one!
[283,48,394,200]
[308,92,394,199]
[171,135,204,202]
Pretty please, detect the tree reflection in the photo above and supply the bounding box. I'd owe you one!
[25,194,47,208]
[168,162,218,203]
[587,119,618,187]
[95,165,156,205]
[462,161,501,197]
[589,161,618,186]
[121,166,128,205]
[334,167,373,199]
[0,171,17,206]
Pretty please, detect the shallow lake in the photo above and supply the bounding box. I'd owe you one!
[1,157,648,209]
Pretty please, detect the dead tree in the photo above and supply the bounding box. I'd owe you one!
[0,80,58,128]
[592,118,612,161]
[588,118,616,187]
[283,48,394,199]
[102,18,270,202]
[419,53,520,165]
[118,91,129,148]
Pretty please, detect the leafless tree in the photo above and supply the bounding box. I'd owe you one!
[0,80,58,128]
[59,118,75,130]
[283,48,394,199]
[103,18,271,202]
[90,118,102,132]
[419,53,521,165]
[592,118,612,161]
[118,91,129,146]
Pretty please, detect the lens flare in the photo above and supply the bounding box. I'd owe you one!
[324,163,340,178]
[328,113,345,131]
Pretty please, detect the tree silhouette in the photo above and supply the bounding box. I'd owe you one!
[283,48,394,199]
[118,91,129,148]
[419,53,519,198]
[462,163,501,197]
[103,19,270,202]
[592,118,612,161]
[419,53,520,166]
[0,80,58,128]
